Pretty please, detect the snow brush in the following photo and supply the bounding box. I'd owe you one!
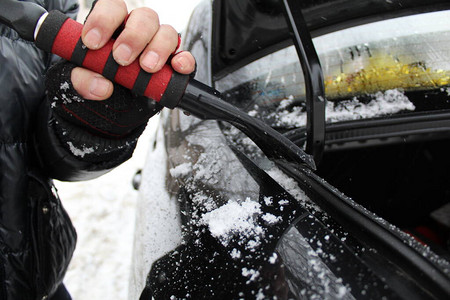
[0,0,316,169]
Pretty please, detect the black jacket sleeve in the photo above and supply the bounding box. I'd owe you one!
[45,0,80,21]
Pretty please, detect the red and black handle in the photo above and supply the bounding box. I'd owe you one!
[0,0,189,108]
[35,10,189,108]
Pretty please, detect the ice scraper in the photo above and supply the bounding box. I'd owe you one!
[0,0,316,169]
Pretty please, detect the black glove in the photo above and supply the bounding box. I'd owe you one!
[45,61,162,139]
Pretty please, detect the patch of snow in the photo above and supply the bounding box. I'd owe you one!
[255,289,266,300]
[191,191,218,212]
[231,248,242,259]
[266,167,321,213]
[261,213,281,225]
[263,196,273,206]
[241,267,260,284]
[200,198,264,248]
[60,81,70,91]
[169,162,192,178]
[268,252,278,264]
[270,89,415,128]
[326,89,415,122]
[66,141,95,157]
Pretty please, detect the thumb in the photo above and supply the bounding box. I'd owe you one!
[71,67,114,100]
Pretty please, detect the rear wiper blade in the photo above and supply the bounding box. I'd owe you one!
[179,80,316,169]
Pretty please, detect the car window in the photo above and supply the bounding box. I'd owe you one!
[215,10,450,129]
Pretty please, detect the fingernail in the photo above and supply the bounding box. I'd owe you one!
[142,51,160,70]
[173,56,187,71]
[114,44,133,65]
[90,77,111,98]
[84,28,102,49]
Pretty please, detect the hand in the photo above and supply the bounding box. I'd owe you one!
[70,0,196,101]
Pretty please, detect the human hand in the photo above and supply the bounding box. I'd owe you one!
[70,0,196,101]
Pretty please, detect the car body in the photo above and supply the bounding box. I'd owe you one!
[129,0,450,299]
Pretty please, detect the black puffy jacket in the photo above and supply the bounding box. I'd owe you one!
[0,0,140,299]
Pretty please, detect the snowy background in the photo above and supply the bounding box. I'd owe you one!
[54,0,202,299]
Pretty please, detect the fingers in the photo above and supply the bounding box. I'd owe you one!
[71,67,113,101]
[82,0,128,50]
[139,24,179,72]
[82,0,194,73]
[75,0,196,102]
[171,51,196,75]
[113,8,160,66]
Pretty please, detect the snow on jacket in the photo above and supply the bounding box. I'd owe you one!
[0,1,139,299]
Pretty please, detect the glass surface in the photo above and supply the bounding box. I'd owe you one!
[215,10,450,128]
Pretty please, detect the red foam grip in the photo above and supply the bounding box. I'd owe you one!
[50,17,174,102]
[146,65,173,100]
[83,40,114,74]
[51,19,82,61]
[115,61,141,91]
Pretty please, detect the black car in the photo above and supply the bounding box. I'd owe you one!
[130,0,450,299]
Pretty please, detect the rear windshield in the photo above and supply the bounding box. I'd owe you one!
[215,10,450,129]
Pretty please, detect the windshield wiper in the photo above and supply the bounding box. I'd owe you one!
[179,81,316,168]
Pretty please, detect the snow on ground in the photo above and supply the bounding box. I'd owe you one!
[54,1,202,299]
